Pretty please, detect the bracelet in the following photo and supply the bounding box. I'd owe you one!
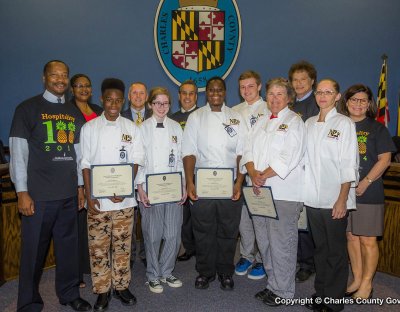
[77,185,84,189]
[365,176,373,184]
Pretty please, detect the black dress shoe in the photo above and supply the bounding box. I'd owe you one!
[94,292,111,311]
[295,268,314,283]
[113,288,137,306]
[262,290,282,307]
[255,288,271,301]
[344,289,358,297]
[314,303,334,312]
[195,275,215,289]
[64,297,92,311]
[177,252,194,261]
[304,294,321,311]
[218,274,234,291]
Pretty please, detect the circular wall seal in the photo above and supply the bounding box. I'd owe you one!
[154,0,241,91]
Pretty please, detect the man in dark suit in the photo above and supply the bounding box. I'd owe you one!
[121,81,150,267]
[9,60,91,311]
[171,80,198,261]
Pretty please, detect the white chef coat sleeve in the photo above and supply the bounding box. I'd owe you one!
[131,124,145,167]
[239,127,255,175]
[182,113,198,158]
[269,116,306,179]
[339,119,359,185]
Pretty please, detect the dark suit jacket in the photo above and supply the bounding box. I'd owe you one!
[121,106,152,121]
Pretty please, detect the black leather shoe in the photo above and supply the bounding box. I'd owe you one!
[195,275,215,289]
[255,288,272,301]
[177,252,194,261]
[314,303,334,312]
[262,290,282,307]
[113,288,137,306]
[93,292,111,311]
[218,274,234,291]
[295,268,314,283]
[64,297,92,311]
[304,294,321,310]
[141,258,147,267]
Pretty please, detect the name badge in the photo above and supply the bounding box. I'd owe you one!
[250,115,257,128]
[119,146,127,163]
[168,149,175,167]
[224,125,237,137]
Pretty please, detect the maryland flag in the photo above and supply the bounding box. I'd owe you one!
[376,57,390,127]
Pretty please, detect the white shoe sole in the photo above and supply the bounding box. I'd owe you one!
[167,281,183,288]
[248,274,266,280]
[235,268,250,276]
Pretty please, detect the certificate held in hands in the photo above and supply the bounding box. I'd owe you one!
[146,172,183,205]
[242,186,278,219]
[91,164,134,199]
[196,168,234,199]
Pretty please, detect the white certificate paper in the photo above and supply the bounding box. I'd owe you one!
[91,164,134,199]
[243,186,278,219]
[146,172,183,205]
[196,168,234,199]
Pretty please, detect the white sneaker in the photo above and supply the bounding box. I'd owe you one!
[147,279,164,293]
[161,275,183,288]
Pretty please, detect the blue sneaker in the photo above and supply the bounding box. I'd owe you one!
[235,258,253,275]
[248,262,266,280]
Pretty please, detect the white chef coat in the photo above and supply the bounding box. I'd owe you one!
[232,97,269,131]
[182,103,246,178]
[304,108,359,209]
[80,113,145,211]
[135,116,183,192]
[241,106,306,202]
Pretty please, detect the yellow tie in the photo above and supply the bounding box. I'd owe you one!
[136,111,143,125]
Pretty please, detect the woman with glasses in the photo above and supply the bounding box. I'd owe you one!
[241,78,306,306]
[69,74,103,288]
[182,77,246,291]
[339,84,395,300]
[304,79,358,312]
[136,87,186,293]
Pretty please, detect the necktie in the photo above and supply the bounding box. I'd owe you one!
[57,98,62,104]
[136,111,143,125]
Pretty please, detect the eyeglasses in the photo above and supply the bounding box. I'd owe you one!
[314,90,336,96]
[152,101,170,108]
[73,84,91,89]
[104,98,124,105]
[348,97,369,105]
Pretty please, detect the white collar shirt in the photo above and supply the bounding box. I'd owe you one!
[80,113,145,211]
[135,116,184,192]
[182,103,246,178]
[304,108,359,209]
[241,106,306,202]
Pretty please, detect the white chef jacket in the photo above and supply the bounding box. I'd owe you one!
[241,106,306,202]
[232,97,269,131]
[135,116,183,192]
[182,103,246,178]
[304,108,359,209]
[80,113,145,211]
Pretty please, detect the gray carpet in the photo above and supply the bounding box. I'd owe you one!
[1,254,400,311]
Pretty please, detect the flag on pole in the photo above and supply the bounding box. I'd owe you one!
[376,56,389,127]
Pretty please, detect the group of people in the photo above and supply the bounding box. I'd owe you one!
[9,59,395,312]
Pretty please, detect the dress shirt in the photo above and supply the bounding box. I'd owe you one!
[130,107,146,124]
[80,113,145,211]
[304,108,359,209]
[241,106,306,202]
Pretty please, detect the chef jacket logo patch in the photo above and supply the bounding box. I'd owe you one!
[327,129,340,140]
[277,124,288,132]
[172,135,178,143]
[154,0,241,91]
[229,118,240,125]
[121,134,132,143]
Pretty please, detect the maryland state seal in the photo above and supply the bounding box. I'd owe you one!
[154,0,241,91]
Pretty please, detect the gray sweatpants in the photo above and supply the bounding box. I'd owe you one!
[253,200,302,298]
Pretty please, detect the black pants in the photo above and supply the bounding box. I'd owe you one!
[181,200,195,254]
[297,230,315,271]
[190,198,242,277]
[307,207,348,312]
[78,209,90,281]
[18,197,80,312]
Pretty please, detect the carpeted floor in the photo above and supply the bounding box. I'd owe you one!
[1,251,399,311]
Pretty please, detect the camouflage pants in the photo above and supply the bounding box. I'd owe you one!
[87,207,134,293]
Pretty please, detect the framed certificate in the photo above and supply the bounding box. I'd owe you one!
[242,186,278,219]
[195,168,234,199]
[298,206,308,231]
[91,164,134,199]
[146,172,183,205]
